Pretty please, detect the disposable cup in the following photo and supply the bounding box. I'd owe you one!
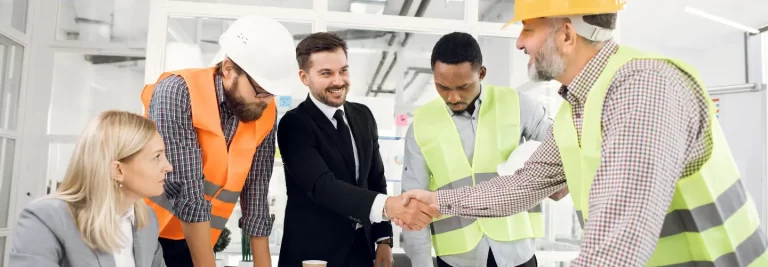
[302,260,327,267]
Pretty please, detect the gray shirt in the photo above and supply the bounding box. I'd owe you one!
[401,87,551,267]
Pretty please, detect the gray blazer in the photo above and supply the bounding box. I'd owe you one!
[9,198,165,267]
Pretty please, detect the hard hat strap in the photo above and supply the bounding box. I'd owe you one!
[564,15,614,42]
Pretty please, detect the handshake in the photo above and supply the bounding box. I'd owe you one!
[384,190,440,231]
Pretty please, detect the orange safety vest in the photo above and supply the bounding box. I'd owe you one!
[140,67,276,246]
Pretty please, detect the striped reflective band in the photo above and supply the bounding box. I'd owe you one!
[203,180,241,204]
[148,194,230,230]
[576,180,750,237]
[430,216,477,235]
[436,172,500,191]
[664,228,768,267]
[431,172,541,235]
[431,203,543,235]
[660,180,747,238]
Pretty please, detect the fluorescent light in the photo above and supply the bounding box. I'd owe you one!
[684,6,759,34]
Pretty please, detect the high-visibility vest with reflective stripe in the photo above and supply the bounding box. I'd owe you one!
[413,85,544,256]
[553,46,768,266]
[140,67,276,247]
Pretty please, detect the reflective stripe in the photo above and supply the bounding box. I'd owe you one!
[431,205,541,235]
[216,190,241,203]
[203,180,219,197]
[576,210,585,228]
[436,172,499,191]
[436,176,473,191]
[430,216,477,235]
[149,195,175,215]
[203,180,241,204]
[529,204,542,213]
[660,180,747,238]
[664,228,768,267]
[576,181,753,238]
[211,214,229,230]
[474,172,499,184]
[147,194,229,229]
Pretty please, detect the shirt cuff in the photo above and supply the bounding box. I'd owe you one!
[173,199,212,223]
[239,215,275,237]
[376,237,391,243]
[369,194,389,223]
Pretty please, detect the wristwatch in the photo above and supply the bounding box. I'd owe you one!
[376,238,393,248]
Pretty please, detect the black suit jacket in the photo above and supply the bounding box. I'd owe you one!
[276,96,393,267]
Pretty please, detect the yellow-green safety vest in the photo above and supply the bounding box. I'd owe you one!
[413,85,544,257]
[553,46,768,266]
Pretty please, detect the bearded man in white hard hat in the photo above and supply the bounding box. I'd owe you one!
[396,0,768,266]
[141,15,300,267]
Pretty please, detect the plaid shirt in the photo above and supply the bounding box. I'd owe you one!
[147,74,276,237]
[436,40,711,266]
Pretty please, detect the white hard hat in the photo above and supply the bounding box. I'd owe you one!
[218,15,299,96]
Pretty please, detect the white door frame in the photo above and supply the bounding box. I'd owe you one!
[0,0,33,265]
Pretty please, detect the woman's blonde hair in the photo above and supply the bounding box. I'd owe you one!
[52,110,158,253]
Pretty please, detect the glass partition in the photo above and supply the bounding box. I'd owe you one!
[56,0,149,43]
[0,0,28,33]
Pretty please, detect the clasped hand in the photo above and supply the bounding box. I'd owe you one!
[385,190,439,231]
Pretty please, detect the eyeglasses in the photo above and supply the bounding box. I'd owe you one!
[246,75,274,99]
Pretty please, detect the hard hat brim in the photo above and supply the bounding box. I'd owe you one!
[501,3,625,30]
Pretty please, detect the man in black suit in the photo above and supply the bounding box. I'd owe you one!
[276,32,439,267]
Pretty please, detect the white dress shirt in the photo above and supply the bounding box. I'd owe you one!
[308,94,389,228]
[114,205,136,267]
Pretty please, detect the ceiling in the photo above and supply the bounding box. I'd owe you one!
[55,0,768,107]
[620,0,768,48]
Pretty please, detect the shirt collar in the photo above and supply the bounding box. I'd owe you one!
[309,93,345,121]
[215,74,227,106]
[446,84,484,116]
[558,40,619,105]
[121,205,135,224]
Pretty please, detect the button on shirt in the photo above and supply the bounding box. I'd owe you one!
[435,40,712,266]
[308,94,389,229]
[114,205,136,267]
[402,87,552,267]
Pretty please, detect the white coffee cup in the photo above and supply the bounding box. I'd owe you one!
[302,260,327,267]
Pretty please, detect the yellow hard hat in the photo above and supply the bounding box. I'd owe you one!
[503,0,626,29]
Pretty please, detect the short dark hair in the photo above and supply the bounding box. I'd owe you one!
[214,58,244,76]
[295,32,348,71]
[431,32,483,71]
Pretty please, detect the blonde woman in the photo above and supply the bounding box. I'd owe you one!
[9,110,172,267]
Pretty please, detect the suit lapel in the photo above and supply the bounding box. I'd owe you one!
[302,98,357,181]
[133,223,144,267]
[94,250,115,267]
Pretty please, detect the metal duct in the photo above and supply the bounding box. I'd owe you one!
[366,0,432,97]
[366,0,416,97]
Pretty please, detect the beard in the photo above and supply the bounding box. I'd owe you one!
[311,82,349,108]
[224,79,268,122]
[528,34,566,82]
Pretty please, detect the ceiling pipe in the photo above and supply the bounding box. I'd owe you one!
[368,0,431,97]
[366,0,415,97]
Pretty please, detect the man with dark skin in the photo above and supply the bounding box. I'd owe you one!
[401,32,566,267]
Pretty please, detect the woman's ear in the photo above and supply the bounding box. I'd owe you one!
[110,161,124,183]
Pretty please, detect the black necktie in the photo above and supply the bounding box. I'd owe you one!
[333,110,356,175]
